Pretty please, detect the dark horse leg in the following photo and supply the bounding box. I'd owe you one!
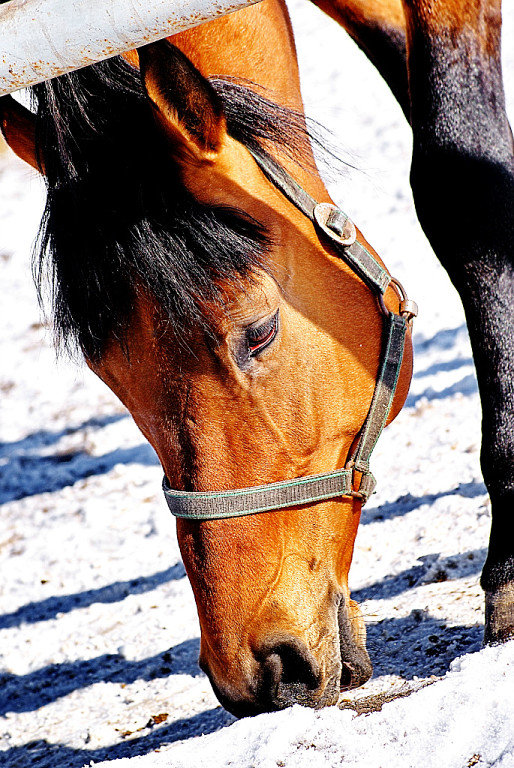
[314,0,514,644]
[402,0,514,643]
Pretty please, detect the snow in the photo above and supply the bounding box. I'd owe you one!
[91,642,514,768]
[1,1,514,767]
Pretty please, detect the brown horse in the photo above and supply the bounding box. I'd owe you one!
[1,0,513,716]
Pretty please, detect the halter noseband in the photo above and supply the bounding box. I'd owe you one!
[162,148,417,521]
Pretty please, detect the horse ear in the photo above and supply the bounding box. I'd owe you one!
[138,40,226,161]
[0,95,42,173]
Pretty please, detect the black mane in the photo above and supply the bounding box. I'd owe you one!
[31,56,314,360]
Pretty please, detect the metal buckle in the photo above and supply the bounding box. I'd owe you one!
[314,202,357,247]
[390,277,418,322]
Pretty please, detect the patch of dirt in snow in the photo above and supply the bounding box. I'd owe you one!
[2,2,514,767]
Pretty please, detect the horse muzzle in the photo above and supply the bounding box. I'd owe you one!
[201,634,340,717]
[199,596,372,717]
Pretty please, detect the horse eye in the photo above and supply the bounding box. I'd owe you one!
[246,310,279,357]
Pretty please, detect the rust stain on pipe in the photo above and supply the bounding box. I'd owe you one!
[0,0,263,95]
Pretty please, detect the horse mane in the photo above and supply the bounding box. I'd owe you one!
[30,56,315,360]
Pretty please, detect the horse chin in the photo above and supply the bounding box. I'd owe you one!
[337,597,373,691]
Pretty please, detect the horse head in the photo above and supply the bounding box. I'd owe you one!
[0,39,412,716]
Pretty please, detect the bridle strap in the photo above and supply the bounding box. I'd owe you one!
[351,312,406,474]
[162,148,416,521]
[250,149,391,296]
[163,468,375,521]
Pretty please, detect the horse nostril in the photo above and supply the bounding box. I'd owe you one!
[339,657,372,691]
[258,638,322,707]
[339,661,355,691]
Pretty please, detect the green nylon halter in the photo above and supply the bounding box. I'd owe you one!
[162,148,417,521]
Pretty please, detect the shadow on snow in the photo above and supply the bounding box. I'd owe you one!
[0,414,159,504]
[413,355,474,380]
[412,324,468,354]
[361,480,487,525]
[0,563,186,630]
[0,638,202,716]
[406,324,477,406]
[366,611,483,679]
[0,413,126,457]
[405,373,478,408]
[0,707,234,768]
[351,547,486,603]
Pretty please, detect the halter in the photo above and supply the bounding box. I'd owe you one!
[162,148,417,521]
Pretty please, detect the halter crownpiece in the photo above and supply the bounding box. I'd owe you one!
[162,148,417,521]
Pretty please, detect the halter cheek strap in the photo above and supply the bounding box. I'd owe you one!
[162,149,417,521]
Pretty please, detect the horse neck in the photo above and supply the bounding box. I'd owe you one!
[172,0,301,106]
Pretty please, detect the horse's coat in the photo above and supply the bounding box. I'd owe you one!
[1,0,513,716]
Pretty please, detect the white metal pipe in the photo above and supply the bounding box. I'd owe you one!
[0,0,262,96]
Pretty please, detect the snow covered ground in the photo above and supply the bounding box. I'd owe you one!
[1,2,514,767]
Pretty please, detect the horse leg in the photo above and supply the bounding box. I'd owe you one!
[308,0,409,116]
[398,0,514,643]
